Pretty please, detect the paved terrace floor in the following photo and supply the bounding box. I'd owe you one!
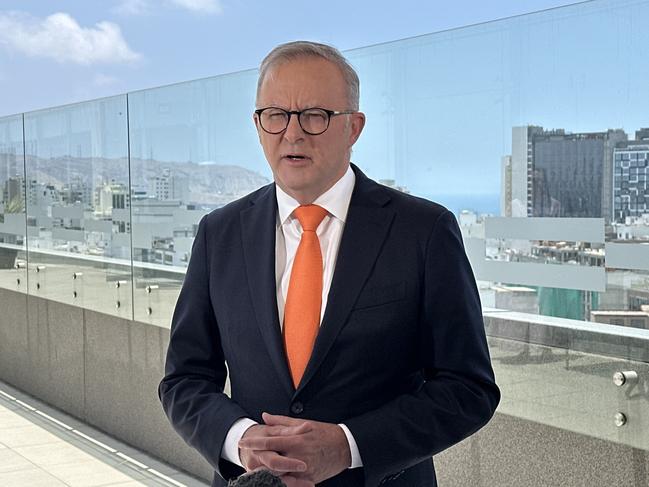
[0,381,209,487]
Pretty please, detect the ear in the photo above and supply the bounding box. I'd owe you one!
[347,112,366,147]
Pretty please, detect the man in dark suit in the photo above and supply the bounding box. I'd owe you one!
[159,41,499,487]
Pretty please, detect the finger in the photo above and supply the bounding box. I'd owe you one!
[255,450,307,473]
[263,412,307,427]
[240,434,302,451]
[263,422,312,437]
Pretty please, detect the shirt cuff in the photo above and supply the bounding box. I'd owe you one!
[221,417,258,467]
[338,423,363,468]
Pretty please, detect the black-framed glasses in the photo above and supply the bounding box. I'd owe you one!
[254,107,356,135]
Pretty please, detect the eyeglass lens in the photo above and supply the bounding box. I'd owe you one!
[260,108,329,135]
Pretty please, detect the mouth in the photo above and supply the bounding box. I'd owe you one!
[282,154,310,162]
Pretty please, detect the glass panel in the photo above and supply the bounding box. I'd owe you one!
[346,0,649,331]
[343,0,649,473]
[127,71,271,326]
[23,96,131,317]
[0,114,26,292]
[490,335,649,451]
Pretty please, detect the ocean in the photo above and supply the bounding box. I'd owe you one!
[419,193,500,217]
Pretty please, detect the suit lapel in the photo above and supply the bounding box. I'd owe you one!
[297,167,395,392]
[240,185,294,397]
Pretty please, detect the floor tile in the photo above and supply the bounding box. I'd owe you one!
[0,380,208,486]
[0,425,62,448]
[14,441,99,467]
[45,460,146,487]
[0,448,35,473]
[0,410,36,429]
[0,466,68,487]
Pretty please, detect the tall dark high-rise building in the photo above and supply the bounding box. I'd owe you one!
[505,126,627,221]
[613,128,649,222]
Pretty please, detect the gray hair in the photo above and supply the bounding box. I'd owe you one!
[256,41,360,110]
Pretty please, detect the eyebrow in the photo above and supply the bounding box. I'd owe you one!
[258,102,324,110]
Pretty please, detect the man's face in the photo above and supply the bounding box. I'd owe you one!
[254,57,365,204]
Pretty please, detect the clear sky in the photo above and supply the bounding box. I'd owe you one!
[0,0,582,117]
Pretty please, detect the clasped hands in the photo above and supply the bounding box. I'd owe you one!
[238,412,351,487]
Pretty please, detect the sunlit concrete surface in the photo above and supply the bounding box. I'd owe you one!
[0,381,208,487]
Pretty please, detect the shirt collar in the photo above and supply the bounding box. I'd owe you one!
[276,165,356,225]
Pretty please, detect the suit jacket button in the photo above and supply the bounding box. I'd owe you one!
[290,402,304,415]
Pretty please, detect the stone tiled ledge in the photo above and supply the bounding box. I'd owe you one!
[484,308,649,362]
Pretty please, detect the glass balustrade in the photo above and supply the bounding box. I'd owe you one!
[0,0,648,474]
[21,96,132,317]
[0,114,27,291]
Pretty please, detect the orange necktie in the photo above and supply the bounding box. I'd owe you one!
[284,204,328,388]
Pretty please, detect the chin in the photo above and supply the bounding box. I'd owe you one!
[277,168,313,186]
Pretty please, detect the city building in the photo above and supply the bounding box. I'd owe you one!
[493,285,539,314]
[505,126,627,221]
[500,155,512,217]
[150,168,190,202]
[613,128,649,222]
[458,210,485,238]
[0,147,21,192]
[590,309,649,329]
[61,176,93,209]
[2,175,24,209]
[26,179,61,211]
[612,214,649,240]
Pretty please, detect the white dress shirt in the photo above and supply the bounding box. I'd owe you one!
[221,165,363,469]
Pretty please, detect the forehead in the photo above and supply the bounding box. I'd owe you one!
[257,57,348,108]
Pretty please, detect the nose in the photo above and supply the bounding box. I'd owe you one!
[283,112,306,143]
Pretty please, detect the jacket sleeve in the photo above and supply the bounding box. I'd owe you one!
[158,215,248,480]
[344,210,500,486]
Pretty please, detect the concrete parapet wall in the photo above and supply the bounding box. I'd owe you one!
[435,413,649,486]
[0,287,212,482]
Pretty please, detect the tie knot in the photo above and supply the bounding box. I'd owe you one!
[294,205,328,232]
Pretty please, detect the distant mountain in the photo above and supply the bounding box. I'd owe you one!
[19,155,270,204]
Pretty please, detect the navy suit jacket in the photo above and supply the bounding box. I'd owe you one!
[159,165,500,487]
